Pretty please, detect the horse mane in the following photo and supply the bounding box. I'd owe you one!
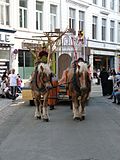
[77,62,88,73]
[37,63,51,75]
[75,62,88,90]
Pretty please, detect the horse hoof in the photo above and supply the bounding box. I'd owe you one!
[79,117,83,121]
[35,116,41,120]
[43,118,49,122]
[82,116,85,120]
[73,117,80,121]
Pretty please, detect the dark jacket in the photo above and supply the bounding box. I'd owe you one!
[99,69,109,83]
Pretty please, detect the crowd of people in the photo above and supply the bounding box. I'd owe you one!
[0,69,22,100]
[95,67,120,104]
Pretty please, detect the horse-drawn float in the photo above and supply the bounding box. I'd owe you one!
[21,29,91,121]
[22,29,70,107]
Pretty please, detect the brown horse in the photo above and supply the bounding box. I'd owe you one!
[30,63,53,122]
[67,61,91,120]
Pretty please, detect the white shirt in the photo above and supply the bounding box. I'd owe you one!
[9,73,17,86]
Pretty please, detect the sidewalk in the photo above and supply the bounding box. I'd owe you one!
[0,98,12,112]
[0,94,22,112]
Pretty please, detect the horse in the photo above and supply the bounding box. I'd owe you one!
[30,63,53,122]
[66,61,91,120]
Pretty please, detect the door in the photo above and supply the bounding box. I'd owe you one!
[58,54,72,79]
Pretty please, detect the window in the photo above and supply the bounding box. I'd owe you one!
[50,4,57,32]
[119,0,120,12]
[110,20,115,42]
[92,16,97,39]
[69,8,75,31]
[110,0,114,10]
[19,0,27,28]
[102,18,106,41]
[18,50,34,67]
[36,1,43,30]
[118,22,120,43]
[102,0,106,7]
[0,0,10,25]
[93,0,97,4]
[79,11,84,32]
[18,50,34,79]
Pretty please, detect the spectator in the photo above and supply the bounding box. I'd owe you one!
[17,74,22,93]
[4,86,13,99]
[8,69,18,100]
[2,70,8,81]
[0,71,9,98]
[96,69,100,85]
[88,64,92,80]
[108,69,116,99]
[112,79,120,104]
[99,67,109,96]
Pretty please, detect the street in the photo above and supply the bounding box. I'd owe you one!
[0,85,120,160]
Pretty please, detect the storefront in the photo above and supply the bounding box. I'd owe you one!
[89,49,117,76]
[93,55,114,71]
[0,28,16,76]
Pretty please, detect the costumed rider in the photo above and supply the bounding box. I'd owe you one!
[33,44,54,87]
[35,44,48,65]
[30,44,49,84]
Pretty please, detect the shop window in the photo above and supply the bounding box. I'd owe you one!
[18,50,34,67]
[18,50,34,79]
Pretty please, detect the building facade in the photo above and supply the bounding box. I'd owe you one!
[0,0,120,79]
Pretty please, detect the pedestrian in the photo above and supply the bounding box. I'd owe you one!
[1,70,8,81]
[96,69,100,85]
[8,69,18,100]
[112,79,120,104]
[17,74,22,93]
[99,67,109,96]
[108,69,116,99]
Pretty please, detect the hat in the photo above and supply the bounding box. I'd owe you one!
[77,57,84,62]
[42,42,46,49]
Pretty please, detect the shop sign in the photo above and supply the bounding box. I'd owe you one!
[0,32,13,44]
[22,42,42,50]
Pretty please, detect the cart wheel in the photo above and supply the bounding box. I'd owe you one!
[29,100,34,106]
